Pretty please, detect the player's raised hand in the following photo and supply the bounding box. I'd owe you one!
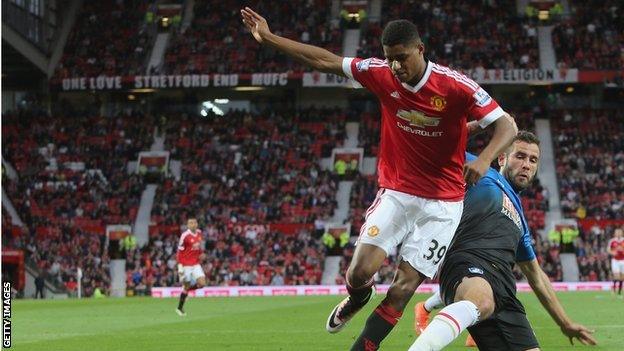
[561,322,597,346]
[463,157,489,185]
[241,7,271,44]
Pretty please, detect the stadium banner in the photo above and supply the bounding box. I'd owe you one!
[148,223,313,237]
[462,68,579,84]
[55,73,299,91]
[53,69,624,91]
[225,222,314,236]
[302,72,353,87]
[151,282,613,298]
[269,223,314,235]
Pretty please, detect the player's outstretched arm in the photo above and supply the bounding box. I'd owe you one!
[241,7,345,77]
[464,114,517,185]
[518,259,597,346]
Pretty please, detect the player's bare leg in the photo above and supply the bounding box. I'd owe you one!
[613,271,623,297]
[409,277,493,350]
[177,276,206,316]
[350,260,425,350]
[326,243,386,333]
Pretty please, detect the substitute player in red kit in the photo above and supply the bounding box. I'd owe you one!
[608,228,624,297]
[241,9,516,350]
[175,217,205,316]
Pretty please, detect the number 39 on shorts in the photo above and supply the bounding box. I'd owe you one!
[424,239,447,264]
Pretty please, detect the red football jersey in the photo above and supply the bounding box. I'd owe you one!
[609,238,624,260]
[343,57,505,200]
[176,229,203,266]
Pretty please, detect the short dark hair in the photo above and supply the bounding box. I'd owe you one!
[381,20,421,47]
[514,130,540,147]
[506,130,540,154]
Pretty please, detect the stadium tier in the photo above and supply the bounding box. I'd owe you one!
[152,108,342,229]
[55,1,150,78]
[552,109,624,220]
[161,0,341,75]
[551,0,623,70]
[359,0,539,69]
[126,227,325,294]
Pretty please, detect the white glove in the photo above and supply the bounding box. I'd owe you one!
[177,264,184,277]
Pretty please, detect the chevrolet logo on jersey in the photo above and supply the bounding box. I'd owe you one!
[396,109,441,128]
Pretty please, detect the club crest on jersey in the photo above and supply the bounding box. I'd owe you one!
[356,59,372,72]
[396,109,441,128]
[368,225,380,237]
[501,193,522,230]
[473,88,492,107]
[430,95,447,111]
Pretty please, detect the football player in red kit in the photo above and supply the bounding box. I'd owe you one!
[241,8,516,350]
[176,217,205,316]
[608,228,624,297]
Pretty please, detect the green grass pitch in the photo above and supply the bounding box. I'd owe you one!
[12,292,624,350]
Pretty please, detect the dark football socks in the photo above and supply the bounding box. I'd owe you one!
[347,279,374,305]
[350,300,403,351]
[178,292,188,309]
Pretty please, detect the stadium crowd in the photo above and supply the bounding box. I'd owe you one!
[10,101,614,296]
[533,234,564,281]
[126,227,325,294]
[551,1,623,69]
[2,109,152,296]
[159,0,341,75]
[357,112,380,157]
[49,0,623,78]
[552,109,624,220]
[3,100,622,296]
[150,108,343,230]
[55,0,150,78]
[575,225,618,281]
[357,0,539,69]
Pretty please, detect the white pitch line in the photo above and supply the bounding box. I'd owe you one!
[593,295,624,300]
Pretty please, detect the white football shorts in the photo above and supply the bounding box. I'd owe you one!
[357,188,463,278]
[182,264,205,282]
[611,259,624,275]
